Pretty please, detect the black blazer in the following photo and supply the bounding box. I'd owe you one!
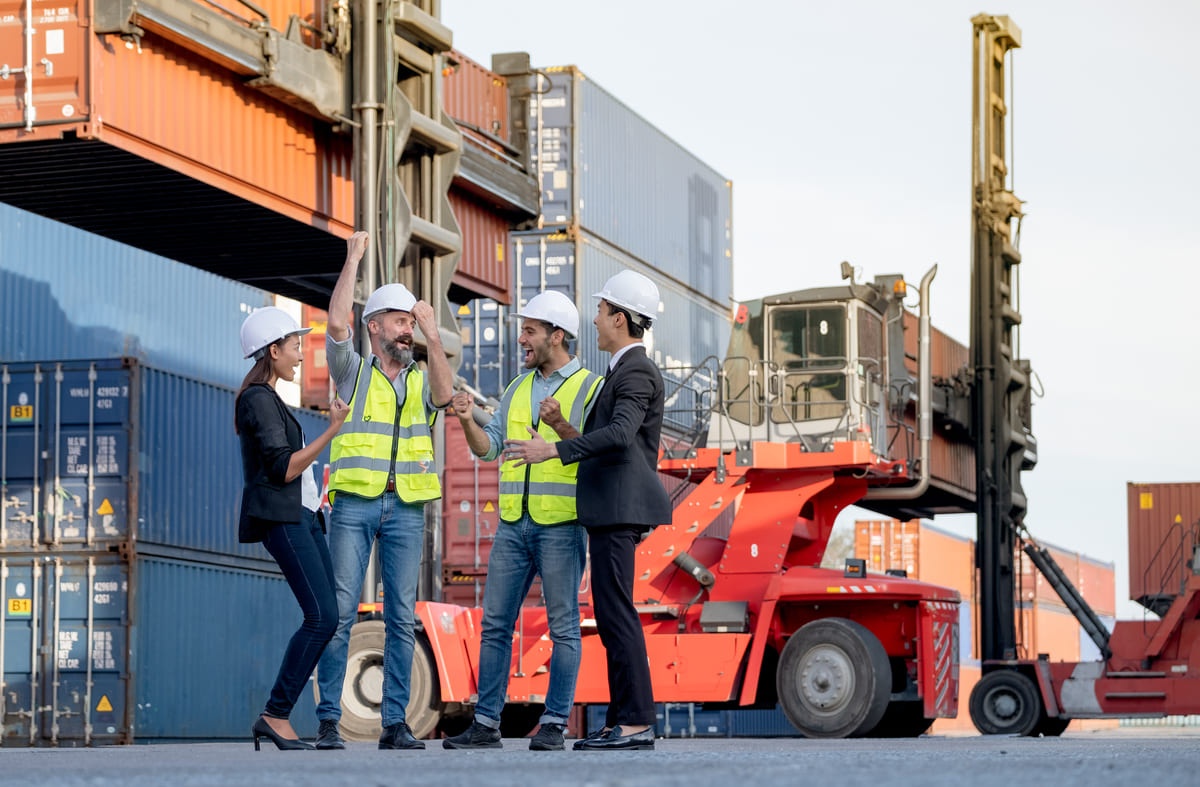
[556,346,672,528]
[236,383,305,543]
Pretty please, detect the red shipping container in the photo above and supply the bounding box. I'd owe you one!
[300,304,333,410]
[449,187,513,303]
[1126,482,1200,606]
[442,50,510,148]
[441,416,501,569]
[1077,555,1117,618]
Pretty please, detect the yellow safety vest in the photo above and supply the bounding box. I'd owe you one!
[499,367,602,525]
[328,359,441,503]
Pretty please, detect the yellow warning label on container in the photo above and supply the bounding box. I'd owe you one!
[1140,492,1153,509]
[97,695,113,713]
[7,598,32,616]
[483,501,495,512]
[458,304,471,315]
[10,404,33,422]
[97,499,114,515]
[495,242,505,263]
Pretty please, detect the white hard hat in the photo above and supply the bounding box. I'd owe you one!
[512,290,580,339]
[593,269,660,327]
[240,307,311,359]
[363,283,417,322]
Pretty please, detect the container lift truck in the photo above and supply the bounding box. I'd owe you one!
[965,14,1200,736]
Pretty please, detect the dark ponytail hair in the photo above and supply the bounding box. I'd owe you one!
[234,349,277,434]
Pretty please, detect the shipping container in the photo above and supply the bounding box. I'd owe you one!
[0,359,329,557]
[443,50,510,151]
[0,0,353,300]
[0,204,273,390]
[1017,601,1081,663]
[529,67,733,308]
[1126,481,1200,609]
[441,416,501,572]
[456,299,508,401]
[1018,541,1080,609]
[512,229,732,441]
[1078,555,1117,618]
[855,519,922,577]
[1,550,320,744]
[449,189,516,304]
[298,304,334,411]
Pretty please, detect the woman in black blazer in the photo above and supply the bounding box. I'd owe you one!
[236,307,348,751]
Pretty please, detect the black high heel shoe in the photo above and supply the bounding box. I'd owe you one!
[253,716,315,751]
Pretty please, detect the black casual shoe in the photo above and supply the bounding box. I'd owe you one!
[442,720,502,750]
[528,723,565,751]
[315,719,345,750]
[571,726,609,751]
[579,725,655,751]
[378,722,425,750]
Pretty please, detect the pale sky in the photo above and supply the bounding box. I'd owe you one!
[444,0,1200,619]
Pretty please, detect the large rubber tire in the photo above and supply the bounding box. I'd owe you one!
[866,700,935,738]
[333,620,442,741]
[776,618,892,738]
[969,669,1042,736]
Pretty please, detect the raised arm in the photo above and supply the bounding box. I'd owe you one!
[328,231,369,343]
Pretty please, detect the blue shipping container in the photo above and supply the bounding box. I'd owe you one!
[0,203,273,389]
[0,359,329,557]
[456,298,508,401]
[1,550,320,744]
[530,67,733,309]
[511,230,729,439]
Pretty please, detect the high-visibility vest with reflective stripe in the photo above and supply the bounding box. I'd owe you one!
[499,367,602,525]
[329,359,441,503]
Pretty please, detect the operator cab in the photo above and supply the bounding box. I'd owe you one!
[707,275,906,456]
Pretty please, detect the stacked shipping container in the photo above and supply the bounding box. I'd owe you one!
[1,359,331,743]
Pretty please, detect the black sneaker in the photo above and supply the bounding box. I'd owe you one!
[379,722,425,750]
[442,720,502,749]
[528,723,565,751]
[315,719,346,750]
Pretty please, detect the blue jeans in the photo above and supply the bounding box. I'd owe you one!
[261,508,338,719]
[315,493,425,727]
[474,515,586,728]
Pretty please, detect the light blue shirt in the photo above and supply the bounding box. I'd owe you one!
[326,329,434,412]
[480,357,595,462]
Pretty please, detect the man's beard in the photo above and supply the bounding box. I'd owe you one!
[382,337,413,366]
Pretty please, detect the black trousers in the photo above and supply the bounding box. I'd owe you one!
[261,508,338,719]
[588,525,656,727]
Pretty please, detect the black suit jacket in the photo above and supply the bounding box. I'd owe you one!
[236,383,305,543]
[556,345,671,528]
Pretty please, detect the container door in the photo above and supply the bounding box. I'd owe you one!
[0,0,90,133]
[1,362,134,548]
[1,557,41,744]
[458,299,506,401]
[42,555,130,744]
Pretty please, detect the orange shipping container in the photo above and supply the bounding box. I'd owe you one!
[443,50,510,147]
[441,416,501,570]
[0,0,354,303]
[449,187,514,303]
[299,304,333,410]
[1126,482,1200,607]
[1077,555,1117,618]
[1017,601,1081,663]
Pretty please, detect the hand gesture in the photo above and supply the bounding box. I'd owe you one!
[410,300,437,338]
[504,427,557,467]
[345,231,368,265]
[329,396,350,427]
[451,391,474,421]
[538,397,564,429]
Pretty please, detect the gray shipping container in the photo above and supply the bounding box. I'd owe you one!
[0,203,273,390]
[1,359,329,558]
[511,229,730,440]
[1,550,319,744]
[530,67,733,309]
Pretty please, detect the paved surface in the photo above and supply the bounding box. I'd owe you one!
[3,729,1200,786]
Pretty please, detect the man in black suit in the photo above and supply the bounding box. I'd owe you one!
[505,269,671,751]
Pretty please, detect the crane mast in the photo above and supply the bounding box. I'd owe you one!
[970,14,1035,663]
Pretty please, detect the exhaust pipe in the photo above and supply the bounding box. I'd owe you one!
[866,264,937,501]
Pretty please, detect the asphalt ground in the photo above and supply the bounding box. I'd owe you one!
[3,728,1200,787]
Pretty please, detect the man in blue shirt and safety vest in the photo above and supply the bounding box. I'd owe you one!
[314,231,454,751]
[442,290,602,751]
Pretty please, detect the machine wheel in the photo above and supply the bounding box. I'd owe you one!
[1031,715,1071,737]
[968,669,1042,736]
[332,620,442,741]
[866,700,935,738]
[776,618,892,738]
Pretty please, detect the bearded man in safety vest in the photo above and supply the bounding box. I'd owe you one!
[314,231,454,751]
[442,290,601,752]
